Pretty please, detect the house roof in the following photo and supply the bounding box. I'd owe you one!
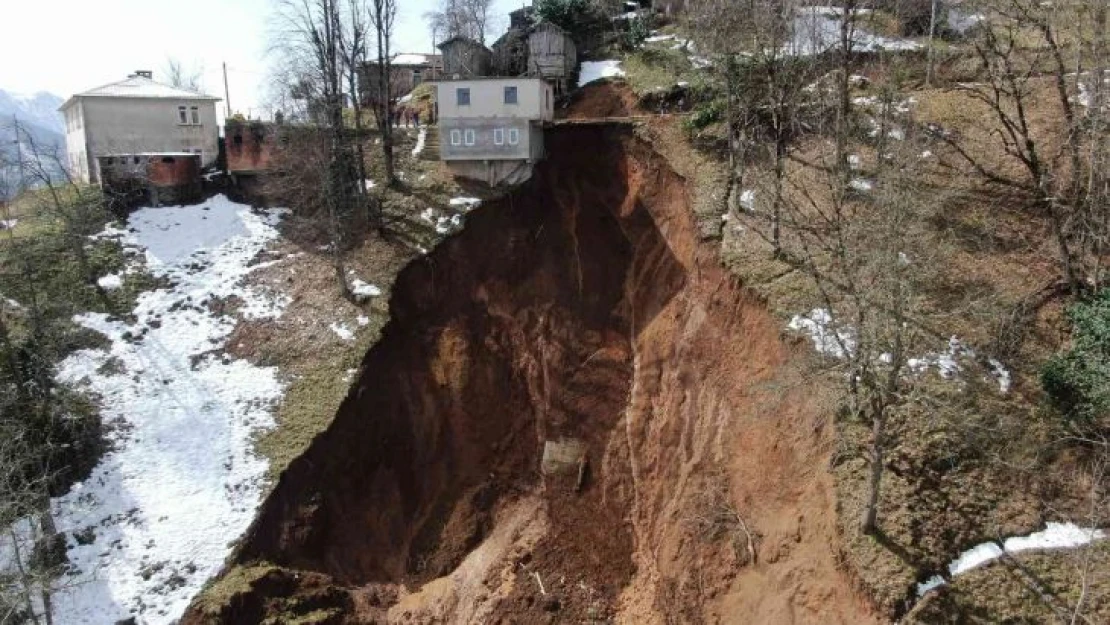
[437,36,492,53]
[60,75,220,110]
[393,53,439,66]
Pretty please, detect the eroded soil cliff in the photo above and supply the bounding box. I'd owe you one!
[185,126,875,624]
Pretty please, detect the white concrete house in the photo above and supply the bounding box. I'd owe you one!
[59,71,221,183]
[436,77,554,187]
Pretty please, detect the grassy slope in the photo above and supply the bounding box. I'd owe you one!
[619,23,1108,623]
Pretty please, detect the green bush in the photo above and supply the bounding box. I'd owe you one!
[1041,288,1110,422]
[684,98,725,131]
[624,15,653,50]
[535,0,592,33]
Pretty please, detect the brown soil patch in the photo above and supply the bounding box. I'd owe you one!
[558,82,639,120]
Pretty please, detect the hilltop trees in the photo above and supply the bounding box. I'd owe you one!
[425,0,493,44]
[368,0,398,188]
[163,58,204,92]
[274,0,365,298]
[0,120,115,625]
[945,0,1110,295]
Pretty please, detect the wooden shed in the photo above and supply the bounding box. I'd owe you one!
[492,28,530,77]
[527,22,577,94]
[438,37,493,78]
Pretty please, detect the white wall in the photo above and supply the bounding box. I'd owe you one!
[70,97,219,182]
[437,78,553,122]
[63,101,89,182]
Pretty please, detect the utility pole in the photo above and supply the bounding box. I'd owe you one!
[926,0,938,87]
[223,62,232,118]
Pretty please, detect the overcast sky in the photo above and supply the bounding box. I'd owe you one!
[0,0,525,117]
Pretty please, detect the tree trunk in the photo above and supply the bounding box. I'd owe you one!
[772,128,786,257]
[860,410,884,534]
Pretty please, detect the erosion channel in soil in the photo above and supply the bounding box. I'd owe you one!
[186,126,875,624]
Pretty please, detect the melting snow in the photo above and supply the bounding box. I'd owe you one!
[350,279,381,298]
[788,309,855,358]
[330,322,354,341]
[449,196,482,211]
[97,274,123,290]
[787,7,919,57]
[578,60,625,87]
[1,218,18,230]
[411,127,427,157]
[740,189,755,211]
[850,178,873,192]
[48,195,287,624]
[917,523,1106,596]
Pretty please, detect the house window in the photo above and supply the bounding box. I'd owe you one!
[508,128,520,146]
[457,88,470,106]
[504,86,518,104]
[493,128,505,145]
[450,129,462,146]
[133,156,141,165]
[190,106,200,124]
[178,106,188,124]
[464,129,476,146]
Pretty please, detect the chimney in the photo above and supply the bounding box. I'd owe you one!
[134,70,153,79]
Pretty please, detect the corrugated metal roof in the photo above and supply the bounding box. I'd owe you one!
[72,76,220,101]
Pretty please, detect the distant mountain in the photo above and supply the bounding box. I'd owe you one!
[0,89,66,198]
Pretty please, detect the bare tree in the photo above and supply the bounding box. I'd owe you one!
[426,0,489,43]
[943,0,1110,295]
[340,0,371,202]
[274,0,363,298]
[369,0,398,187]
[163,58,203,92]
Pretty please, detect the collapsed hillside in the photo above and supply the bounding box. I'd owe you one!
[185,126,875,623]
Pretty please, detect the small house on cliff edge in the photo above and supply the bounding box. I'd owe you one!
[437,77,554,187]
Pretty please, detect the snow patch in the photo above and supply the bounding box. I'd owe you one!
[788,308,855,358]
[97,274,123,290]
[917,523,1106,596]
[350,279,381,298]
[411,127,426,157]
[449,196,482,211]
[48,195,287,624]
[740,189,755,211]
[850,178,873,192]
[330,322,354,341]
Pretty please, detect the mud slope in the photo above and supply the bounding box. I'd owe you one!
[185,127,876,624]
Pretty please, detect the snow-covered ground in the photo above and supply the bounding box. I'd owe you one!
[787,7,920,57]
[48,195,289,624]
[917,523,1106,595]
[411,127,427,157]
[578,60,626,87]
[788,308,1012,392]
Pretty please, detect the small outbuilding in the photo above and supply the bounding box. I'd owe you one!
[225,120,277,174]
[97,152,202,207]
[528,22,577,94]
[438,37,493,78]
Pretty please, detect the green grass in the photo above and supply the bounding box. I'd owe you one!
[621,46,697,95]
